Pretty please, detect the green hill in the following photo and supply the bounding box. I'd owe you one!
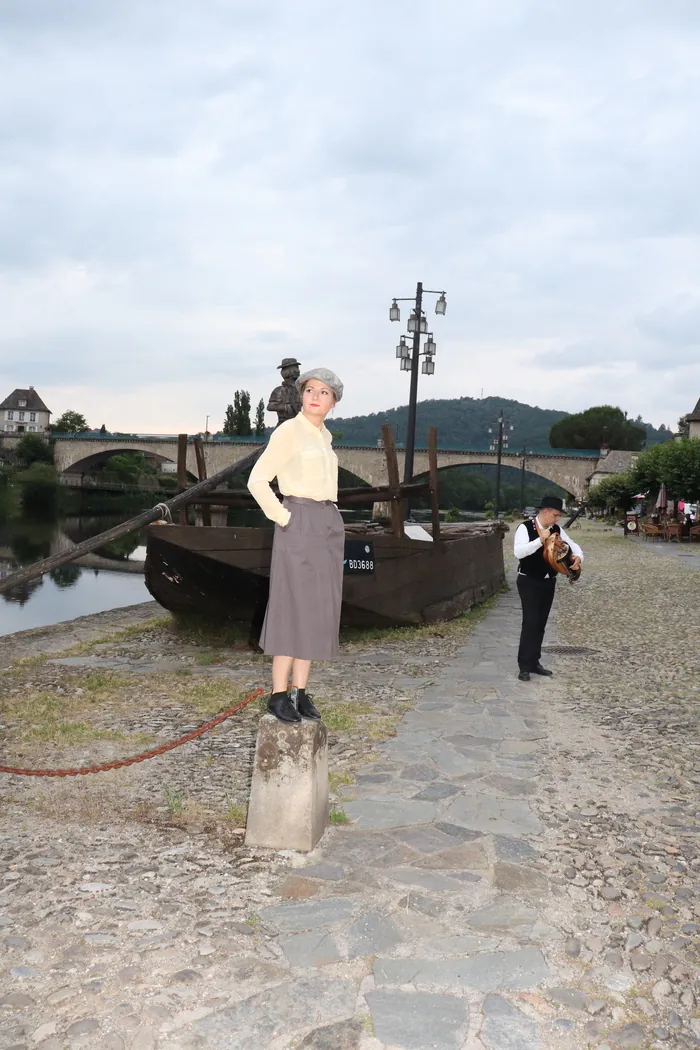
[333,396,672,451]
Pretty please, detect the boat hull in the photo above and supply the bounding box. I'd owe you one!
[144,523,506,630]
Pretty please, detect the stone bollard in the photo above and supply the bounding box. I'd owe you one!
[244,715,329,852]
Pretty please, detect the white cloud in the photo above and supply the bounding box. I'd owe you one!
[1,0,699,433]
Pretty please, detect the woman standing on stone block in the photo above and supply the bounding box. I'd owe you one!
[247,367,345,723]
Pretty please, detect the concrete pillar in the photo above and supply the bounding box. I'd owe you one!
[244,715,329,852]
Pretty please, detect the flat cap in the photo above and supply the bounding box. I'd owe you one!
[296,367,344,403]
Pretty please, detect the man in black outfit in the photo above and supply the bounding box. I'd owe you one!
[513,496,583,681]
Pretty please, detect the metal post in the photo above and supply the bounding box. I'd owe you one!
[403,280,423,486]
[520,448,527,509]
[494,410,504,519]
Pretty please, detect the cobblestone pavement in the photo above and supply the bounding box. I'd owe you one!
[1,524,698,1049]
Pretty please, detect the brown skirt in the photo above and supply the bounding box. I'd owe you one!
[259,496,345,661]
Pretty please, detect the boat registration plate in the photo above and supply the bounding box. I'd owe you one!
[344,540,375,575]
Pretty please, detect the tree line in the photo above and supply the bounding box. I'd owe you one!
[222,392,266,437]
[588,439,700,514]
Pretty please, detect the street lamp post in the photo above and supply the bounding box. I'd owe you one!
[390,282,446,486]
[519,446,529,510]
[488,409,514,519]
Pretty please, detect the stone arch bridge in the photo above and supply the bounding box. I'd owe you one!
[53,436,608,499]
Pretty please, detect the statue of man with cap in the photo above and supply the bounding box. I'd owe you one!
[267,358,302,426]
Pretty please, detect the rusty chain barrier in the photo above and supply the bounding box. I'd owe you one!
[0,688,263,778]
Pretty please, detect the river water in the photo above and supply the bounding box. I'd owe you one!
[0,512,153,637]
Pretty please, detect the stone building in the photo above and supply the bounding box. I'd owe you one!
[0,387,52,434]
[587,448,639,488]
[687,396,700,440]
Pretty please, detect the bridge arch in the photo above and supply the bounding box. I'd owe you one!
[334,447,595,500]
[412,461,570,501]
[59,448,199,486]
[52,436,601,501]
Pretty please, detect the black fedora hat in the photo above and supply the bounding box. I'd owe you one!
[538,496,564,511]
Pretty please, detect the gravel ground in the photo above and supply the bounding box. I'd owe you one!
[534,522,700,1047]
[0,603,488,834]
[0,523,698,1050]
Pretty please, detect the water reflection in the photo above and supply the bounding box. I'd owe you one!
[0,511,152,635]
[50,563,82,589]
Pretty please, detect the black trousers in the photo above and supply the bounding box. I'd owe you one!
[517,574,556,671]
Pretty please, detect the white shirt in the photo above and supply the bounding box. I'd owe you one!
[513,517,584,573]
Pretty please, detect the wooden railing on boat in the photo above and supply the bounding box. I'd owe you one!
[179,424,442,542]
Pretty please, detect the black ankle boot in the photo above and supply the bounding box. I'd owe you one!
[294,688,321,721]
[267,690,301,723]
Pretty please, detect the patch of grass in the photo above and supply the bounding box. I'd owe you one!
[53,617,171,658]
[178,679,256,716]
[8,654,48,671]
[23,722,156,745]
[2,688,72,725]
[365,715,404,742]
[168,614,251,649]
[340,594,497,648]
[645,896,672,911]
[196,652,223,666]
[329,807,350,825]
[316,699,372,733]
[224,799,248,825]
[329,770,354,791]
[80,671,130,695]
[164,785,186,816]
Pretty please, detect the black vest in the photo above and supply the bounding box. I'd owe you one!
[518,518,561,579]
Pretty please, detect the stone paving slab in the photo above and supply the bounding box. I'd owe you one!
[481,993,541,1050]
[342,798,438,830]
[175,976,357,1050]
[373,945,550,991]
[365,989,469,1050]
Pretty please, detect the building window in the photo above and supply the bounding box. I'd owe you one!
[18,399,26,407]
[6,410,13,420]
[5,424,14,432]
[18,411,25,421]
[28,426,36,432]
[30,412,36,422]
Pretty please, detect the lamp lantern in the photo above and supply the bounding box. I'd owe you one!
[396,336,410,359]
[389,299,400,322]
[435,293,447,315]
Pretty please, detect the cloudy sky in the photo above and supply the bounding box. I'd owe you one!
[1,0,699,433]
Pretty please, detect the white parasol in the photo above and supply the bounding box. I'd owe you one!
[655,483,668,510]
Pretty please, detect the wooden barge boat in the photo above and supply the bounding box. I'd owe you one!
[144,426,507,632]
[145,519,506,629]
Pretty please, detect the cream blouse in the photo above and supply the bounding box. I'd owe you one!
[247,412,339,527]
